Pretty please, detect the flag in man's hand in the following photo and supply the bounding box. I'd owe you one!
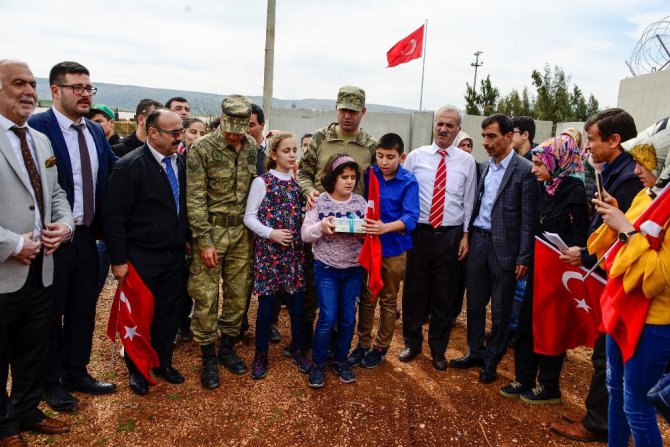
[387,25,424,68]
[358,169,384,299]
[106,263,159,385]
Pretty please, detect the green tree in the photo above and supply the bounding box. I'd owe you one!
[586,94,600,118]
[463,75,500,116]
[464,83,479,115]
[570,86,589,121]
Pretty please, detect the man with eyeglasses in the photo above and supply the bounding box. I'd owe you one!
[105,108,190,395]
[511,116,537,161]
[29,61,117,412]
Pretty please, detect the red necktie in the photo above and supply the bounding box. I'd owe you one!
[429,149,447,228]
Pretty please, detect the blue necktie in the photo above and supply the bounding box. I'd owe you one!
[162,156,179,213]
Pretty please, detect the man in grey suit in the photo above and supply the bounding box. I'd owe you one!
[451,113,538,384]
[0,60,74,447]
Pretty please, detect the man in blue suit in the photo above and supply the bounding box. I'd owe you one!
[29,61,117,412]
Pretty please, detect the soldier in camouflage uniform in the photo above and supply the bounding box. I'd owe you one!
[295,85,377,351]
[186,95,257,389]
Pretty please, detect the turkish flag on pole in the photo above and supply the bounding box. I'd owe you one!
[106,263,159,385]
[358,169,384,300]
[387,25,424,68]
[532,238,605,356]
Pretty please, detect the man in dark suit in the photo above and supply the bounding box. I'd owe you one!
[451,113,537,384]
[105,109,190,395]
[0,60,74,447]
[28,61,117,412]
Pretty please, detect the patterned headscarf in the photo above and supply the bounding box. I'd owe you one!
[531,128,584,196]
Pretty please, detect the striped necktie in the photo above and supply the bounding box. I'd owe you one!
[429,149,448,228]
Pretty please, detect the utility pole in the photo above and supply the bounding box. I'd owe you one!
[471,51,483,89]
[262,0,276,122]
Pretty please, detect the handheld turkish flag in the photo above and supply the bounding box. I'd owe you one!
[600,186,670,362]
[106,263,159,385]
[532,238,605,355]
[357,169,384,300]
[387,25,424,68]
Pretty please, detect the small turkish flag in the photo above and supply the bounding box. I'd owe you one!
[387,25,424,68]
[532,238,605,356]
[358,169,384,300]
[106,263,159,385]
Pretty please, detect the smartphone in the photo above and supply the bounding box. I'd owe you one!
[594,171,605,199]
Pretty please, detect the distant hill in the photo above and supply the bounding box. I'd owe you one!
[35,78,412,116]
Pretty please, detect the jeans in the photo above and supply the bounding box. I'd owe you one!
[96,240,110,295]
[255,292,305,353]
[312,261,362,365]
[607,325,670,447]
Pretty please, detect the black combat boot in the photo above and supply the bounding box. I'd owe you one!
[217,334,247,374]
[200,344,220,389]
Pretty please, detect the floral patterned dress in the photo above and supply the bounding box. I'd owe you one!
[252,172,305,295]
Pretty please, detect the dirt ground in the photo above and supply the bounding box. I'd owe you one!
[22,279,669,447]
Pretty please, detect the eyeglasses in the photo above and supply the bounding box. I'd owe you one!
[58,84,98,96]
[154,127,185,137]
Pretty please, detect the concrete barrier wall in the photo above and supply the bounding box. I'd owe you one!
[618,70,670,129]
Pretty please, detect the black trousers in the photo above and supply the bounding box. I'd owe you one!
[512,267,564,391]
[402,224,463,356]
[177,256,193,332]
[583,333,608,435]
[129,249,184,368]
[0,255,50,437]
[465,231,517,368]
[48,225,99,384]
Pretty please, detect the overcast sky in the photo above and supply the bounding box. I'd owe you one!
[1,0,668,111]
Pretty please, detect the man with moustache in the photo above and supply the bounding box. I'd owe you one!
[397,105,477,370]
[0,59,74,447]
[105,109,190,395]
[29,61,117,412]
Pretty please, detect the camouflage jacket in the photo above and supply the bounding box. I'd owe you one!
[297,123,377,198]
[186,128,257,248]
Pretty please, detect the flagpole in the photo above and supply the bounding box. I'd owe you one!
[419,19,428,111]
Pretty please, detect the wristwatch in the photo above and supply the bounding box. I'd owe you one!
[618,229,638,243]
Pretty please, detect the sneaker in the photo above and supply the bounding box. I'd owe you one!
[250,352,268,380]
[520,385,562,404]
[308,364,325,388]
[292,350,312,373]
[346,345,367,367]
[332,361,356,384]
[361,347,387,369]
[499,381,530,398]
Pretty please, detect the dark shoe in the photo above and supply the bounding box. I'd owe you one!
[450,354,484,369]
[0,434,27,447]
[398,346,421,363]
[499,381,531,398]
[361,347,387,369]
[560,412,585,424]
[431,355,448,371]
[200,344,220,389]
[478,366,498,384]
[346,345,367,367]
[217,335,248,374]
[282,343,292,357]
[44,383,78,412]
[251,352,268,380]
[520,385,562,404]
[332,361,356,384]
[125,356,149,395]
[152,366,185,384]
[550,421,606,442]
[269,326,282,343]
[648,373,670,423]
[26,417,70,435]
[61,373,116,395]
[292,350,312,373]
[174,326,193,343]
[309,363,325,388]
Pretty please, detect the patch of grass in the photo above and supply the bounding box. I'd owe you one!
[290,390,304,397]
[116,420,136,433]
[93,437,109,446]
[271,406,282,420]
[45,437,56,445]
[168,393,180,400]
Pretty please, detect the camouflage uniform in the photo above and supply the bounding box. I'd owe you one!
[187,96,257,346]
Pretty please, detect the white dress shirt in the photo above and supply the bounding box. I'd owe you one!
[147,143,180,211]
[473,149,516,230]
[404,143,477,231]
[244,169,294,239]
[52,107,99,225]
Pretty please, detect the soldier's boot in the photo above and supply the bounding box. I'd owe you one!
[217,334,248,374]
[200,344,220,389]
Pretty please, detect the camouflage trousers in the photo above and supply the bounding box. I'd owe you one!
[189,224,252,345]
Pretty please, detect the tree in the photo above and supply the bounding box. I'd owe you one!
[464,83,479,115]
[463,75,500,116]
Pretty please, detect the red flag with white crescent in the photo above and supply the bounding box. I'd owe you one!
[387,25,424,68]
[358,169,384,299]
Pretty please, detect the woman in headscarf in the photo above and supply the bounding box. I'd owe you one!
[588,117,670,447]
[500,128,590,404]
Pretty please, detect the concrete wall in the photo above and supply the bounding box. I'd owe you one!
[618,70,670,129]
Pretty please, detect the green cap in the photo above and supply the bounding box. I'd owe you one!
[336,85,366,112]
[89,104,115,120]
[220,94,252,134]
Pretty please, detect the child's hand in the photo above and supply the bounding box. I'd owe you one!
[306,191,320,210]
[321,216,336,235]
[362,218,386,235]
[270,229,293,246]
